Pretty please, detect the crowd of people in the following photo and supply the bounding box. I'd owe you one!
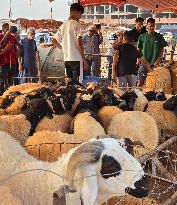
[0,23,37,93]
[0,2,175,92]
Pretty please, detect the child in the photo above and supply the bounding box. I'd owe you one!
[112,31,152,90]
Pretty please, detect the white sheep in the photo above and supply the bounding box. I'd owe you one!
[0,131,148,205]
[0,185,22,205]
[107,111,159,157]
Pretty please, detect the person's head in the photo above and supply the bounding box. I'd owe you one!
[147,18,155,34]
[70,3,84,21]
[87,25,95,36]
[95,23,101,31]
[2,23,9,34]
[27,28,36,40]
[135,17,144,32]
[10,26,18,36]
[123,31,134,43]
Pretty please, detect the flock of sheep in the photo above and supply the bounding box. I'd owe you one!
[0,65,177,205]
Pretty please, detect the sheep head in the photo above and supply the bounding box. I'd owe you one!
[60,137,148,205]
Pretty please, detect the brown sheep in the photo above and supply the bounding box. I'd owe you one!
[146,101,177,135]
[24,131,81,161]
[98,106,123,131]
[35,114,73,133]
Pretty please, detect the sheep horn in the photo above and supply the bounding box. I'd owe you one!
[65,141,104,192]
[133,141,145,148]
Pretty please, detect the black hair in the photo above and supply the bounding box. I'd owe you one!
[10,26,17,33]
[123,31,134,42]
[95,24,101,29]
[135,17,144,23]
[70,3,84,14]
[147,18,155,24]
[2,23,9,30]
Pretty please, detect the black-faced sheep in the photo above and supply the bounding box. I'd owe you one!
[163,95,177,117]
[0,132,149,205]
[121,89,148,111]
[0,98,55,143]
[107,111,159,157]
[144,91,167,102]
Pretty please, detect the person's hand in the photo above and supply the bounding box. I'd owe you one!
[18,63,23,72]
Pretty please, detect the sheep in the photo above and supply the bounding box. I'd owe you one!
[0,185,22,205]
[24,130,81,161]
[92,88,122,109]
[107,111,159,157]
[73,112,105,141]
[24,131,139,163]
[121,89,148,111]
[98,106,123,131]
[2,83,46,97]
[0,98,55,144]
[102,196,159,205]
[143,90,167,102]
[146,101,177,134]
[0,131,149,205]
[163,95,177,117]
[35,114,73,133]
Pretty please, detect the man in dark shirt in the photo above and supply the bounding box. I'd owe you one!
[112,31,151,91]
[130,17,147,47]
[19,28,37,83]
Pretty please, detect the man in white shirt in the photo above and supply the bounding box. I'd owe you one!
[52,3,87,84]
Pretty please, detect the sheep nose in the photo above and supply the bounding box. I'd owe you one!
[125,176,149,198]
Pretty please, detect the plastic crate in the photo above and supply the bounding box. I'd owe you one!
[83,76,107,84]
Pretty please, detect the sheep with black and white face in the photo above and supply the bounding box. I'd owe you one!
[0,132,149,205]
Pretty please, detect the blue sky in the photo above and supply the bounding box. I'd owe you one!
[0,0,70,20]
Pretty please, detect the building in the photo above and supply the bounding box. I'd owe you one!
[81,4,177,29]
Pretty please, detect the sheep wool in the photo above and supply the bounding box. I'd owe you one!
[98,106,123,131]
[146,101,177,134]
[73,112,105,141]
[2,83,46,97]
[145,66,172,94]
[3,95,27,115]
[0,185,22,205]
[134,89,148,111]
[24,130,81,161]
[170,63,177,95]
[107,111,159,157]
[0,114,31,144]
[35,114,73,133]
[102,196,159,205]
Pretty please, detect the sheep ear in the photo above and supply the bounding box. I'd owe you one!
[80,167,98,205]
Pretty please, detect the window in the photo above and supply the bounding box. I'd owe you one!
[96,5,104,14]
[96,15,104,19]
